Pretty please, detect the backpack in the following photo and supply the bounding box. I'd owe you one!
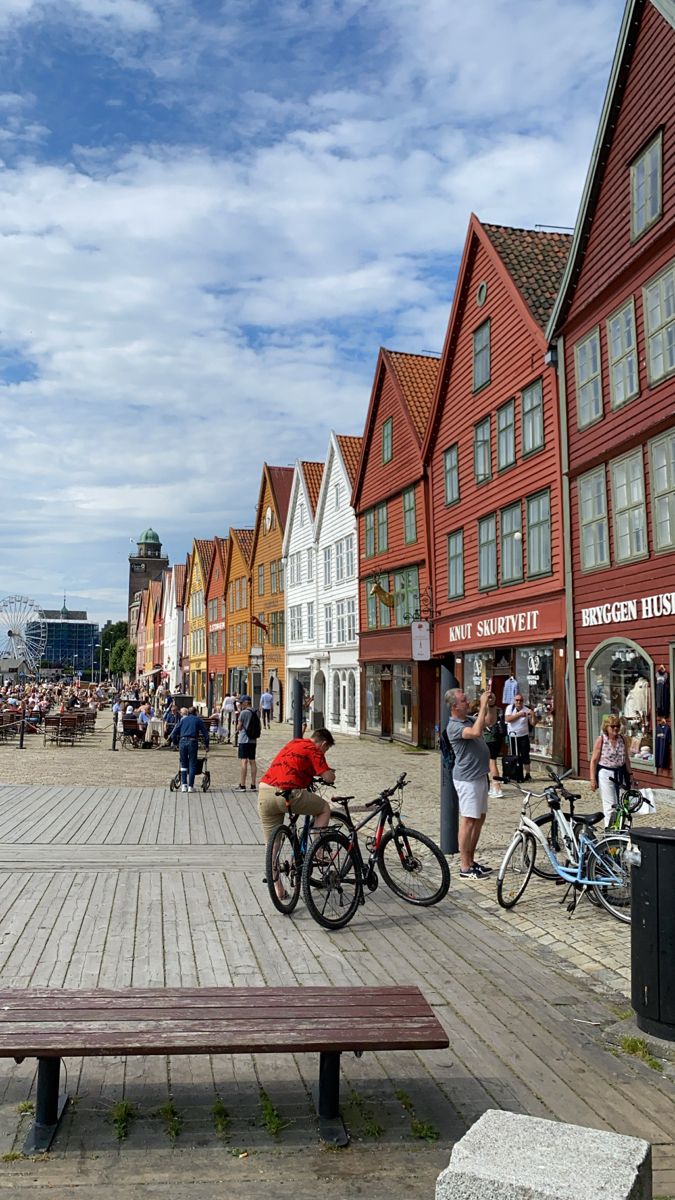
[243,708,261,740]
[439,729,455,770]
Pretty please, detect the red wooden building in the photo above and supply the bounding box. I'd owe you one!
[353,349,439,747]
[205,535,229,712]
[548,0,675,786]
[424,215,571,764]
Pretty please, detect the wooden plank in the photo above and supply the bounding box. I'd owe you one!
[63,871,119,989]
[181,870,232,988]
[69,787,123,844]
[97,872,139,988]
[162,871,199,987]
[0,872,77,985]
[138,787,165,844]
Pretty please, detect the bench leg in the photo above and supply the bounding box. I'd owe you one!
[23,1057,69,1154]
[315,1051,348,1147]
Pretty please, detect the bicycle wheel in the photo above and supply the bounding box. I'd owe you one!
[265,824,302,915]
[587,834,631,924]
[497,832,535,909]
[532,813,578,879]
[377,826,450,905]
[302,830,362,930]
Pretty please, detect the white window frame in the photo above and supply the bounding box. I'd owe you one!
[650,427,675,553]
[611,450,648,563]
[336,599,347,644]
[335,538,345,582]
[334,483,341,509]
[307,601,315,641]
[345,534,355,578]
[606,299,639,408]
[324,603,333,645]
[306,547,314,582]
[323,545,332,588]
[346,598,356,643]
[575,327,603,428]
[630,131,662,241]
[289,604,302,642]
[500,503,523,583]
[497,399,516,471]
[522,378,544,455]
[402,487,417,544]
[578,466,610,572]
[644,261,675,386]
[526,490,552,578]
[474,416,491,483]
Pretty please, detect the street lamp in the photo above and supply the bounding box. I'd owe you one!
[104,647,111,684]
[73,654,78,681]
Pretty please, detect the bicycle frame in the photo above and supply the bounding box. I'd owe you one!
[517,802,625,889]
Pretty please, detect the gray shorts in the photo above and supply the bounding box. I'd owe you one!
[455,777,489,819]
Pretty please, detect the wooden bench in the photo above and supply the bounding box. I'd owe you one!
[0,985,448,1152]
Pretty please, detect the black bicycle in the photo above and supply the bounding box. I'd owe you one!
[301,772,450,930]
[265,782,352,915]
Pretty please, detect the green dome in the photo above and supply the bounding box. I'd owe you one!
[139,528,160,545]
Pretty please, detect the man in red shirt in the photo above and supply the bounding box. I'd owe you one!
[258,729,336,880]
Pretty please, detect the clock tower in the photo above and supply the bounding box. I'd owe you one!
[128,528,169,628]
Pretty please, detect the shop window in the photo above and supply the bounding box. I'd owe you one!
[444,444,459,505]
[575,328,603,428]
[403,487,417,544]
[393,664,412,740]
[501,503,523,582]
[644,262,675,385]
[650,427,675,552]
[347,672,356,726]
[474,417,491,483]
[515,647,554,759]
[607,300,638,407]
[631,131,662,241]
[497,400,515,470]
[478,514,497,590]
[473,319,490,391]
[611,450,647,563]
[447,530,463,599]
[522,379,544,454]
[382,417,393,464]
[527,490,551,578]
[365,666,382,734]
[587,641,655,770]
[579,466,610,571]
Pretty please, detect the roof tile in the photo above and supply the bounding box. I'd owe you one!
[336,435,362,487]
[482,224,572,330]
[383,351,439,443]
[234,528,254,565]
[301,461,324,515]
[267,466,294,529]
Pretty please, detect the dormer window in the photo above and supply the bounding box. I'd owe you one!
[631,132,662,241]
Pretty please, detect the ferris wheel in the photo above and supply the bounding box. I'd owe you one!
[0,595,48,676]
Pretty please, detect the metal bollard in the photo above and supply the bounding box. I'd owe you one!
[293,678,304,739]
[18,713,26,750]
[110,715,118,751]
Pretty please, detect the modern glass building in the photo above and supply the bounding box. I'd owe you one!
[40,602,100,675]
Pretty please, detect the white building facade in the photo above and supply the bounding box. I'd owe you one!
[162,564,184,692]
[283,460,324,722]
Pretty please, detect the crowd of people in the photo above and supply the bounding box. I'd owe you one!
[0,680,110,726]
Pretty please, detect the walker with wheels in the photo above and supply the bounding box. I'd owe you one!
[169,755,211,792]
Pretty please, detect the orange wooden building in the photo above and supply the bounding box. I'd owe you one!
[204,535,229,711]
[224,527,254,700]
[248,465,294,718]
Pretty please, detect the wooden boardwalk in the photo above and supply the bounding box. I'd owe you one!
[0,783,673,1198]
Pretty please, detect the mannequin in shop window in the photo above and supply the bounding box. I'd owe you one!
[624,675,650,720]
[656,665,670,718]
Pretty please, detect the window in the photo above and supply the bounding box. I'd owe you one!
[242,622,247,649]
[367,581,377,629]
[478,515,497,590]
[270,560,277,594]
[377,503,388,552]
[220,630,226,653]
[402,487,417,543]
[257,612,266,642]
[644,263,675,385]
[611,451,647,562]
[631,132,662,241]
[382,417,393,463]
[575,328,602,427]
[324,604,333,645]
[473,319,490,391]
[209,630,218,655]
[323,546,332,587]
[208,598,218,622]
[345,534,355,578]
[447,530,463,599]
[651,428,675,552]
[335,538,345,581]
[307,601,315,640]
[527,490,552,577]
[364,511,375,558]
[607,301,638,407]
[334,483,341,509]
[346,598,356,642]
[497,400,515,470]
[241,577,247,608]
[522,379,544,455]
[474,417,491,483]
[500,503,523,582]
[258,565,264,596]
[587,641,654,769]
[578,467,610,570]
[336,599,347,643]
[289,604,302,642]
[228,583,234,612]
[394,567,419,625]
[278,559,284,592]
[289,552,301,586]
[235,579,241,609]
[306,548,314,582]
[444,444,459,505]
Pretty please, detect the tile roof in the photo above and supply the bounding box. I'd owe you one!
[268,466,294,529]
[194,538,215,581]
[336,435,362,487]
[234,528,254,565]
[174,563,186,608]
[482,224,572,330]
[382,350,439,443]
[301,460,324,515]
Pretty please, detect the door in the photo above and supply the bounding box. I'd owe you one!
[381,669,392,739]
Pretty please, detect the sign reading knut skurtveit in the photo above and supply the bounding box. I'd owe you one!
[580,589,675,627]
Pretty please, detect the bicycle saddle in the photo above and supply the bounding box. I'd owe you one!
[572,811,604,826]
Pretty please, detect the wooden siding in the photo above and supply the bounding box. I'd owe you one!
[205,542,228,692]
[357,373,424,511]
[224,533,252,683]
[249,474,286,706]
[429,236,564,649]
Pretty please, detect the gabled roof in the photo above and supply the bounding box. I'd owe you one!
[483,224,572,331]
[301,461,324,516]
[193,538,215,584]
[352,349,438,510]
[206,535,228,596]
[231,527,254,566]
[174,563,186,608]
[547,0,674,338]
[267,466,294,528]
[335,435,362,488]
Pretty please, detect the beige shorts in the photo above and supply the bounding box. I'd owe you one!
[455,777,489,819]
[257,783,327,844]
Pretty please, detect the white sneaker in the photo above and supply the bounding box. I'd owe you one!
[187,786,195,793]
[488,788,504,799]
[180,785,188,792]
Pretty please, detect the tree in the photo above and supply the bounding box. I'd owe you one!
[122,641,138,677]
[109,637,130,677]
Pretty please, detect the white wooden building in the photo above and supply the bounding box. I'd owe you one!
[283,459,324,722]
[161,563,185,692]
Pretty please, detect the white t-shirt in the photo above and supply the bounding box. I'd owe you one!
[222,697,235,714]
[260,691,273,710]
[505,704,532,737]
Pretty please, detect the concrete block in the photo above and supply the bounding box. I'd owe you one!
[436,1110,651,1200]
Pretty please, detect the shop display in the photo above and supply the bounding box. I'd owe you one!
[587,642,655,768]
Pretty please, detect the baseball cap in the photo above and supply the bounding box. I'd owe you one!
[241,695,252,703]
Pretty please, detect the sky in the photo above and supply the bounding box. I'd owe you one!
[0,0,625,627]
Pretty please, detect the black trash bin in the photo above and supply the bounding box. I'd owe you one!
[630,826,675,1042]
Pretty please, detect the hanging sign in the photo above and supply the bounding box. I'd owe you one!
[411,620,431,661]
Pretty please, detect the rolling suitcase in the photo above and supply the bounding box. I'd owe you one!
[501,734,524,784]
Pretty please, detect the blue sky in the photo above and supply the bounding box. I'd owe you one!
[0,0,624,625]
